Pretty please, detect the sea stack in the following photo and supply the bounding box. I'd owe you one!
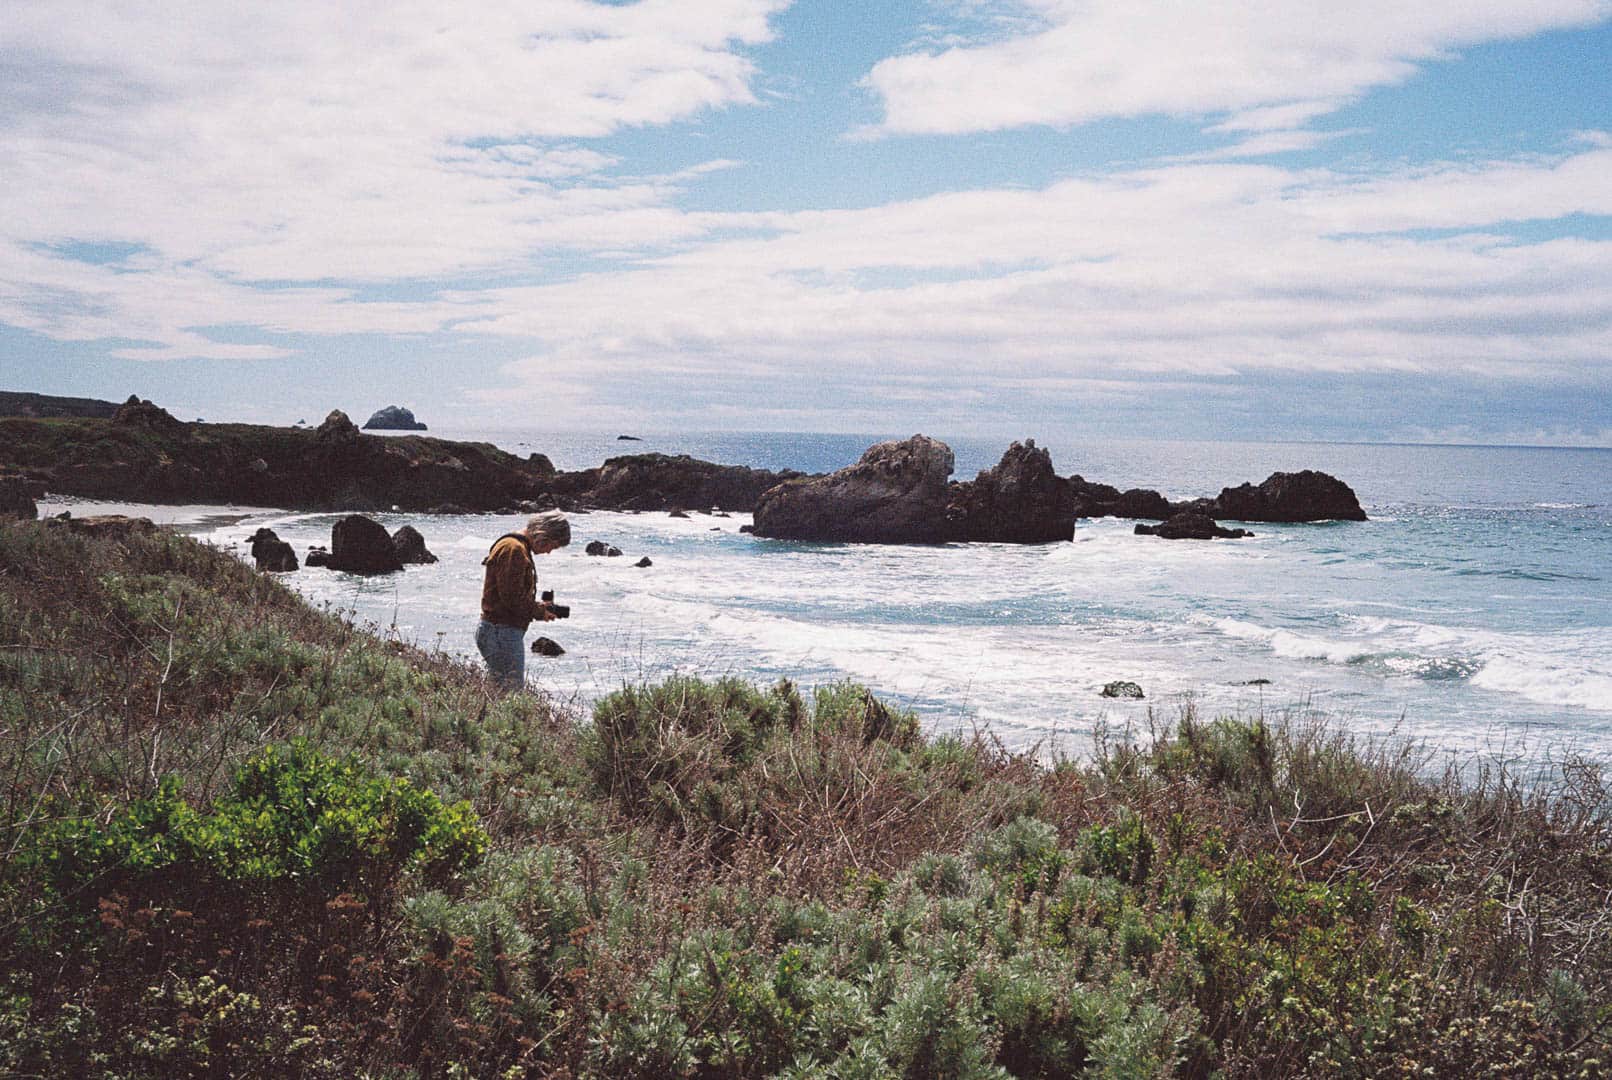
[362,405,427,431]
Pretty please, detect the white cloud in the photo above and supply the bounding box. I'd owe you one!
[470,146,1612,399]
[864,0,1612,135]
[0,1,785,305]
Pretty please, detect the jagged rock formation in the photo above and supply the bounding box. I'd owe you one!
[946,440,1076,543]
[363,405,427,431]
[1135,513,1253,540]
[752,435,956,544]
[327,515,404,574]
[391,524,438,564]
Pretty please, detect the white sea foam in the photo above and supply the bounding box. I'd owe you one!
[1210,613,1612,714]
[1472,658,1612,712]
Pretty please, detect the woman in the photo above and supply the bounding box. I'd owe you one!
[475,511,570,690]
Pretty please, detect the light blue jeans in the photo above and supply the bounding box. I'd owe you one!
[475,620,525,690]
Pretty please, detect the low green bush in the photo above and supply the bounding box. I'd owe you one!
[31,739,485,904]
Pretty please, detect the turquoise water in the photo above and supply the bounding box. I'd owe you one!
[58,433,1612,761]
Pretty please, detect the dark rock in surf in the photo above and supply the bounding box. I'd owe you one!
[248,527,299,571]
[531,636,565,657]
[1101,681,1145,699]
[1209,470,1366,523]
[327,514,403,574]
[305,545,331,567]
[634,556,652,567]
[946,439,1075,543]
[1134,513,1253,540]
[752,435,956,544]
[391,524,438,564]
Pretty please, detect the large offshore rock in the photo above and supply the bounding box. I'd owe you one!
[752,435,956,544]
[362,405,427,430]
[1210,470,1366,522]
[391,524,438,564]
[946,440,1075,543]
[326,514,403,573]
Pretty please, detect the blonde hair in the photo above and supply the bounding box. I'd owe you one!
[524,511,571,548]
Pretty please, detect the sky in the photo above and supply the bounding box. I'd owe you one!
[2,1,1610,445]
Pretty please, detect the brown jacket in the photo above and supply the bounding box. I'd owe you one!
[481,534,543,629]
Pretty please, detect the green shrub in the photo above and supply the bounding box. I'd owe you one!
[32,739,485,904]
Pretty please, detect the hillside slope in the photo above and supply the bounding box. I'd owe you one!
[0,518,1607,1077]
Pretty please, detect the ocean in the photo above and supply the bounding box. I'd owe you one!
[44,431,1612,762]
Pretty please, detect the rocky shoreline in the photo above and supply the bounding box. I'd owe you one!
[1,394,1366,544]
[751,434,1364,544]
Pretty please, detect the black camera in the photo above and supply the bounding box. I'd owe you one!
[540,590,570,619]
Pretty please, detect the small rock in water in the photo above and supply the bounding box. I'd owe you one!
[634,556,652,567]
[668,509,690,518]
[305,545,331,567]
[1100,680,1145,699]
[585,540,609,556]
[391,524,438,564]
[248,527,298,572]
[1238,678,1272,686]
[531,637,565,657]
[1135,512,1252,540]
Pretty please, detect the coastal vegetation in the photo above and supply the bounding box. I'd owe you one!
[1,516,1608,1077]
